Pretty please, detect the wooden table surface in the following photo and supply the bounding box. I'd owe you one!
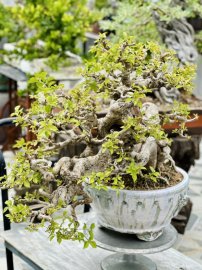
[1,212,202,270]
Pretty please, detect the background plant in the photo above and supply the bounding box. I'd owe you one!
[0,3,18,62]
[0,0,99,69]
[100,0,202,54]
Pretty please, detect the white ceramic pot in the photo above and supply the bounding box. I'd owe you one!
[85,167,189,241]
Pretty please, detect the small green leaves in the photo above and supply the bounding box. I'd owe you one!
[38,120,58,139]
[83,223,97,249]
[85,167,114,189]
[172,101,190,118]
[126,161,146,183]
[14,138,26,149]
[5,200,30,223]
[147,167,160,183]
[102,132,120,154]
[45,218,97,247]
[165,64,195,93]
[111,175,125,190]
[102,140,119,155]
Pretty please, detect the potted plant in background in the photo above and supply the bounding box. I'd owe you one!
[1,34,196,245]
[0,0,102,150]
[99,0,202,64]
[0,0,99,69]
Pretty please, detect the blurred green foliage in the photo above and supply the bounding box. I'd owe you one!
[0,0,99,69]
[99,0,202,53]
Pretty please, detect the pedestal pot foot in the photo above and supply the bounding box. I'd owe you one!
[137,229,163,241]
[101,253,157,270]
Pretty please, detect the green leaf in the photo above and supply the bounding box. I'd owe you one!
[84,242,89,249]
[89,241,97,248]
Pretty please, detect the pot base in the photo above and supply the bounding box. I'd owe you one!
[88,219,177,253]
[101,253,157,270]
[136,229,163,242]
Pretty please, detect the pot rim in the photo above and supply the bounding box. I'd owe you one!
[106,167,189,195]
[85,167,189,196]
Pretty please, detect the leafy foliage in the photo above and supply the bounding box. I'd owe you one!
[1,35,194,245]
[0,3,18,62]
[4,201,30,223]
[99,0,202,52]
[0,0,98,68]
[94,0,109,9]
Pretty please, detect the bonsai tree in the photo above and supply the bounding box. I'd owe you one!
[100,0,202,63]
[0,0,98,69]
[98,1,201,233]
[1,35,195,246]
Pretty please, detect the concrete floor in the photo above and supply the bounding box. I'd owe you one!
[1,147,202,269]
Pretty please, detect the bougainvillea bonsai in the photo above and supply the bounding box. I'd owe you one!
[1,35,196,246]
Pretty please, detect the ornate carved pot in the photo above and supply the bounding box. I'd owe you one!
[85,167,189,241]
